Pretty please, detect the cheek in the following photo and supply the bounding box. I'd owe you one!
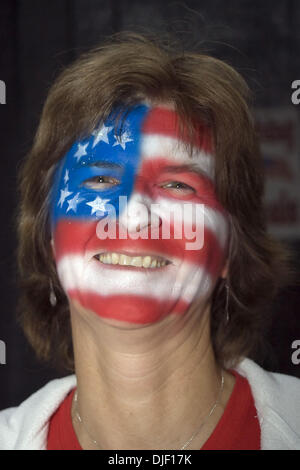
[193,208,229,280]
[172,220,227,280]
[52,219,99,262]
[52,219,104,302]
[152,195,228,276]
[192,227,227,278]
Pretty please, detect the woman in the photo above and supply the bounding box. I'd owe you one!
[0,33,299,450]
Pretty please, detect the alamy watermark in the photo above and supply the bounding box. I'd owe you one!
[95,196,205,250]
[0,80,6,104]
[291,339,300,365]
[291,80,300,105]
[0,340,6,365]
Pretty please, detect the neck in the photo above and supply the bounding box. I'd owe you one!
[70,301,232,450]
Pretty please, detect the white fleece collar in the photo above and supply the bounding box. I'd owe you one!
[0,358,299,450]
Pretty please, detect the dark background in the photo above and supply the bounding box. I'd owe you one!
[0,0,299,410]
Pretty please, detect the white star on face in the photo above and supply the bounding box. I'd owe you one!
[66,193,85,213]
[74,143,88,162]
[92,124,113,148]
[64,169,69,184]
[113,130,133,150]
[57,186,73,208]
[86,196,110,215]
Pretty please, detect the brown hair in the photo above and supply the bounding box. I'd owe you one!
[17,32,291,371]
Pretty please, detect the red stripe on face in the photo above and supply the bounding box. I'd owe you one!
[68,290,189,323]
[53,219,99,260]
[53,218,226,279]
[142,106,213,153]
[133,158,225,212]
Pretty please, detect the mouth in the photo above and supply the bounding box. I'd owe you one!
[93,251,172,269]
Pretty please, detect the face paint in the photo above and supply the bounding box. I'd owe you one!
[51,104,229,325]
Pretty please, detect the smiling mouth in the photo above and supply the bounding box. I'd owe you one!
[94,252,171,268]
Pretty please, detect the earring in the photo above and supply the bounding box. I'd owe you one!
[49,279,57,307]
[225,282,230,324]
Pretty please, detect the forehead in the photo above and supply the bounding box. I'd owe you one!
[58,104,214,177]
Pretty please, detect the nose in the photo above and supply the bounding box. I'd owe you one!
[118,192,161,235]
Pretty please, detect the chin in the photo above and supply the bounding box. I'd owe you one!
[69,293,189,327]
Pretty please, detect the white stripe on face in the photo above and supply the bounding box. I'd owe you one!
[57,254,213,304]
[140,134,214,180]
[151,196,229,250]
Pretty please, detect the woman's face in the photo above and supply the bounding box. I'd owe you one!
[50,104,229,325]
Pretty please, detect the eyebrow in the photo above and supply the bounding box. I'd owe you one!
[77,160,124,171]
[162,163,208,178]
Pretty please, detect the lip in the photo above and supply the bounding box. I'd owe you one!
[91,249,172,264]
[92,257,172,271]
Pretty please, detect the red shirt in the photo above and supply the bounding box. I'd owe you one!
[47,370,260,450]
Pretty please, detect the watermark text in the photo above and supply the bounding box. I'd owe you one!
[291,80,300,105]
[0,340,6,365]
[95,196,205,250]
[291,339,300,365]
[0,80,6,104]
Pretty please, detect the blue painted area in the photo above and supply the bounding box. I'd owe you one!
[50,104,150,228]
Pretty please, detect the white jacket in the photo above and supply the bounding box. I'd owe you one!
[0,358,299,450]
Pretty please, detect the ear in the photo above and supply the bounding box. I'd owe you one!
[220,258,229,279]
[50,238,56,258]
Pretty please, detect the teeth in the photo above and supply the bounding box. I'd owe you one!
[142,256,151,268]
[119,254,127,265]
[111,253,119,265]
[98,252,168,268]
[131,256,142,267]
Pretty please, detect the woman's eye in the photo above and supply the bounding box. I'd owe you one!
[81,176,120,190]
[160,181,195,194]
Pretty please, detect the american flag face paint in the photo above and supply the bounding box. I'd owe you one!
[50,104,229,324]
